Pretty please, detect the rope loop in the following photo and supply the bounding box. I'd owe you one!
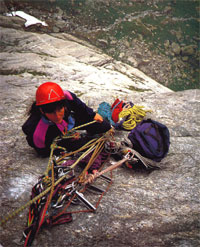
[0,120,109,226]
[118,105,152,130]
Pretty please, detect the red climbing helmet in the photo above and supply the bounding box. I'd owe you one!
[36,82,65,106]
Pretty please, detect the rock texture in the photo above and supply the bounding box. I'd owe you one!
[0,15,200,247]
[2,0,199,91]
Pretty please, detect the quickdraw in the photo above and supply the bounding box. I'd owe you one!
[0,121,98,226]
[0,121,115,246]
[0,120,158,247]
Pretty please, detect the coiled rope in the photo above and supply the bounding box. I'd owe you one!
[0,120,100,226]
[118,105,152,130]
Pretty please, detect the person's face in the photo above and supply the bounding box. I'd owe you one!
[44,107,65,124]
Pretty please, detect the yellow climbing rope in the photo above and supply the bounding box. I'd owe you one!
[0,172,70,226]
[0,120,109,226]
[78,135,107,183]
[44,120,97,176]
[118,105,152,130]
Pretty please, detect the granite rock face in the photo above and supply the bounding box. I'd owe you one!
[0,16,199,247]
[2,0,200,90]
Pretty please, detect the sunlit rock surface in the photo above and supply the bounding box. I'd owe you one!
[0,16,199,247]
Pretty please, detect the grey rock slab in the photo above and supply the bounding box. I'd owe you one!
[0,23,199,247]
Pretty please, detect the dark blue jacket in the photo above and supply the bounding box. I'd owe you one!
[22,91,96,156]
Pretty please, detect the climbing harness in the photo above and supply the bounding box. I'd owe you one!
[0,121,117,246]
[0,121,96,226]
[0,118,160,247]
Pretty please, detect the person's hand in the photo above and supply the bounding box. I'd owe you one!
[94,113,103,123]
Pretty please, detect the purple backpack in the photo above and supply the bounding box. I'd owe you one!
[128,119,170,162]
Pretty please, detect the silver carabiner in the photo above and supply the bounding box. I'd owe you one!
[58,168,71,177]
[124,151,134,160]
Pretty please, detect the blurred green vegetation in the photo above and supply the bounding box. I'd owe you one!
[52,0,199,91]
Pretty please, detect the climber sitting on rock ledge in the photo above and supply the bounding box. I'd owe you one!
[22,82,111,157]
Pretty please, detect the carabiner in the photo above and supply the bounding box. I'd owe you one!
[124,150,134,161]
